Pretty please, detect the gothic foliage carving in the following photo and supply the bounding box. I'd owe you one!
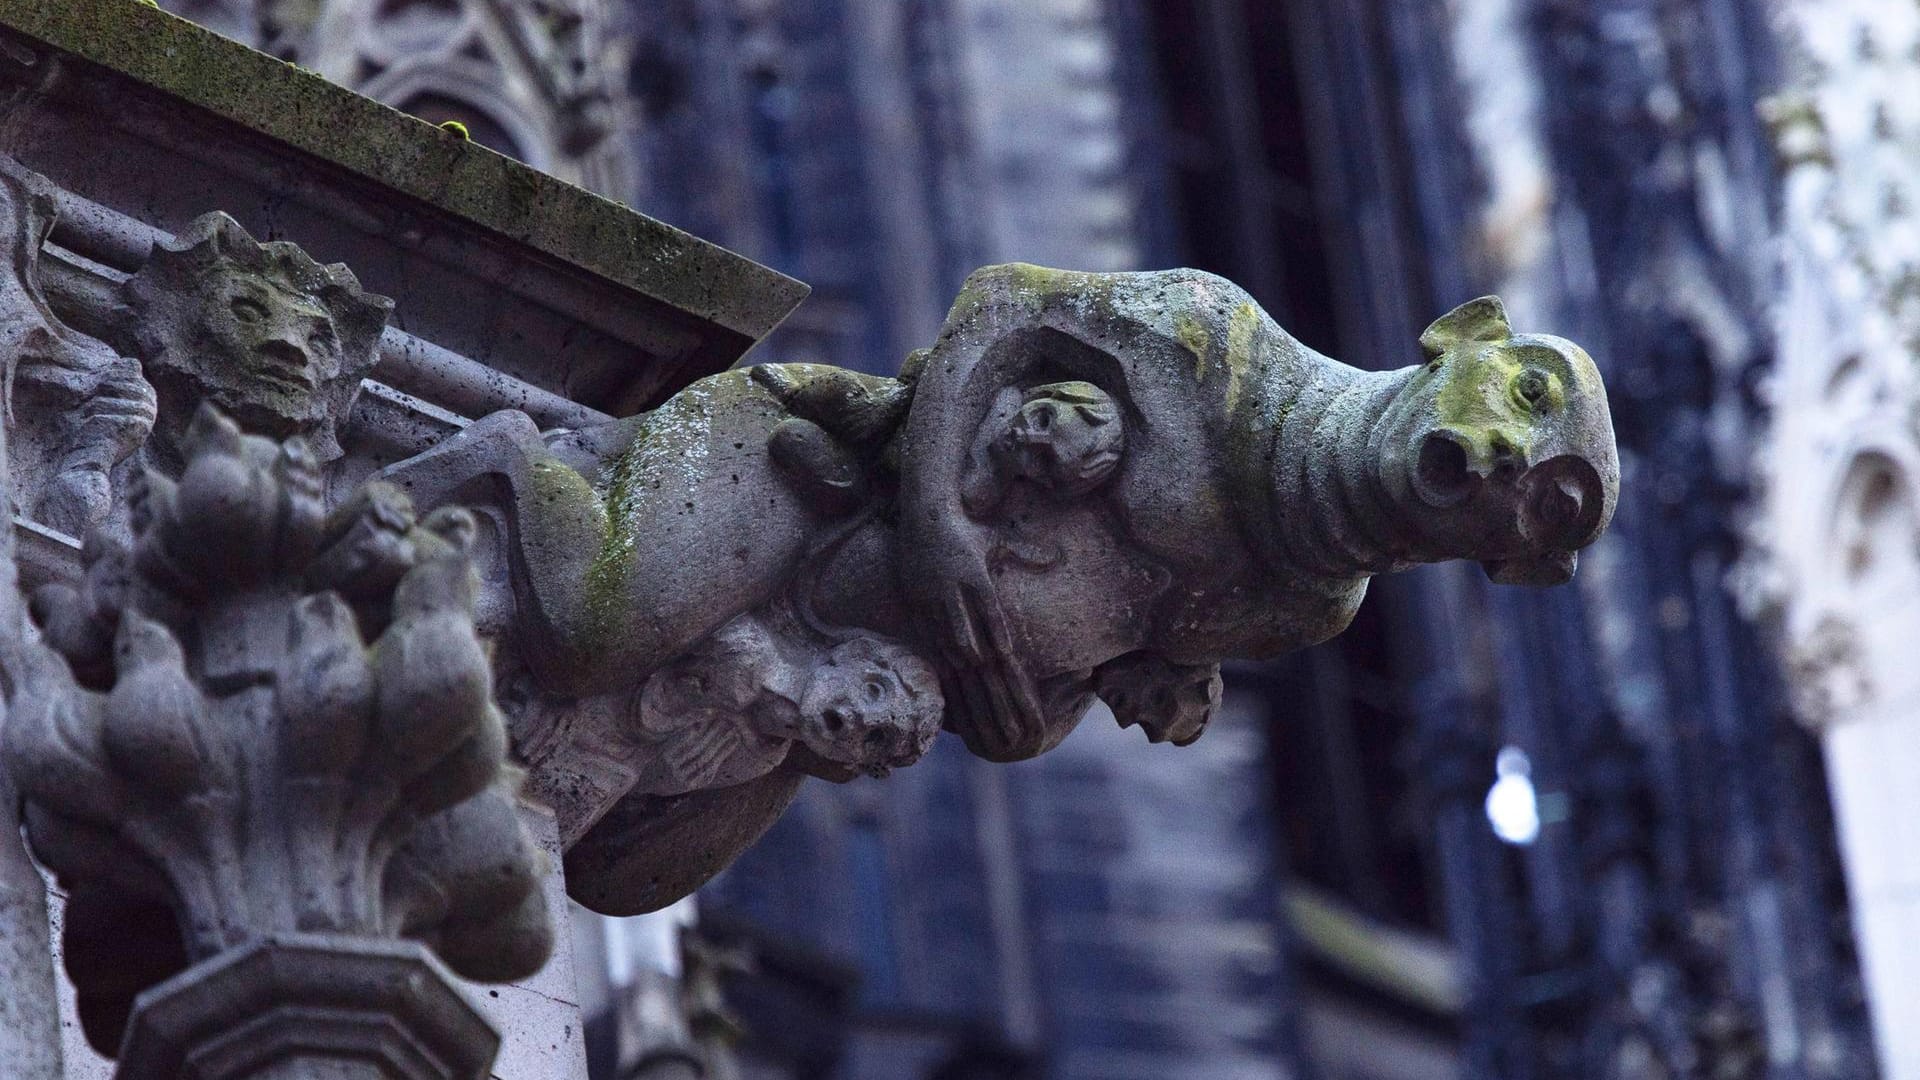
[4,406,550,1056]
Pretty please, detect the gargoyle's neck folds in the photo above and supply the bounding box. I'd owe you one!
[1275,365,1419,579]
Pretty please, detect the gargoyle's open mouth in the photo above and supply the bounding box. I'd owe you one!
[1516,455,1605,551]
[1480,455,1607,586]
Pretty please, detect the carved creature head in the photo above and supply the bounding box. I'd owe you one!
[991,380,1125,497]
[126,212,392,464]
[1376,296,1619,585]
[796,637,943,775]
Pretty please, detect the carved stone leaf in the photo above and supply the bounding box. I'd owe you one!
[3,405,550,1058]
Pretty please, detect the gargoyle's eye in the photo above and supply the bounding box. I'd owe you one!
[231,296,270,324]
[1515,369,1549,406]
[864,677,887,702]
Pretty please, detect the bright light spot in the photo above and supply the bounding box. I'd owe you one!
[1485,745,1540,846]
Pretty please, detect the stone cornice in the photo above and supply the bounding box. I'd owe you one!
[0,0,807,349]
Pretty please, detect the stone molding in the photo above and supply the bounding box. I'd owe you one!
[0,0,803,346]
[117,934,500,1080]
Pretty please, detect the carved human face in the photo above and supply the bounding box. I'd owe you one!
[795,639,942,775]
[211,273,344,406]
[128,213,389,465]
[992,381,1124,496]
[1379,306,1618,585]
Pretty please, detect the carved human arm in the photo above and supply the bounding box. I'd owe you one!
[895,272,1137,761]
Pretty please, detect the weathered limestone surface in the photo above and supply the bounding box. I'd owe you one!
[0,146,64,1080]
[0,3,804,1078]
[385,265,1620,916]
[0,2,1624,1077]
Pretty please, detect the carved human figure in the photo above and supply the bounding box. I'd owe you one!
[122,211,391,472]
[0,155,154,536]
[516,605,941,844]
[962,380,1124,519]
[634,618,941,794]
[381,263,1619,913]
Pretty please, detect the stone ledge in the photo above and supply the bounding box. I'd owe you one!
[0,0,808,344]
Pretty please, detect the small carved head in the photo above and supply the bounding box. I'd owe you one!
[992,380,1125,497]
[1380,296,1619,585]
[796,637,943,775]
[126,213,392,463]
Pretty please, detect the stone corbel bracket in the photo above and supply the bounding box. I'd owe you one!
[3,405,551,1078]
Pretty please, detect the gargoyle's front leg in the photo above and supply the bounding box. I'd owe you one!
[385,373,852,699]
[379,410,615,694]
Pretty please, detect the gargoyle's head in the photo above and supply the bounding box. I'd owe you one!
[1376,296,1618,586]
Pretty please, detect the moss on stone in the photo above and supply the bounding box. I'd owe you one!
[582,442,643,652]
[1174,311,1212,380]
[0,0,808,340]
[1429,343,1535,467]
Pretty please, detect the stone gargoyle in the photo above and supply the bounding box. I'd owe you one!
[382,264,1618,914]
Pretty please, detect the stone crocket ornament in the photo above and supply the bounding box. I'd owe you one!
[380,264,1618,914]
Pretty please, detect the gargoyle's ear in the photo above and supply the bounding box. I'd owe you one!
[1419,296,1511,360]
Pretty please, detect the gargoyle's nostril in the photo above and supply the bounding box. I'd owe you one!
[822,707,850,733]
[1416,432,1475,506]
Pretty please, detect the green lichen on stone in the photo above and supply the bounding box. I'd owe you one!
[1175,311,1212,380]
[1226,302,1260,367]
[944,263,1129,333]
[1220,301,1260,409]
[0,0,807,340]
[439,120,471,141]
[1429,343,1535,465]
[581,444,641,652]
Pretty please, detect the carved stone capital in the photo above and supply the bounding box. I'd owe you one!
[3,405,551,1064]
